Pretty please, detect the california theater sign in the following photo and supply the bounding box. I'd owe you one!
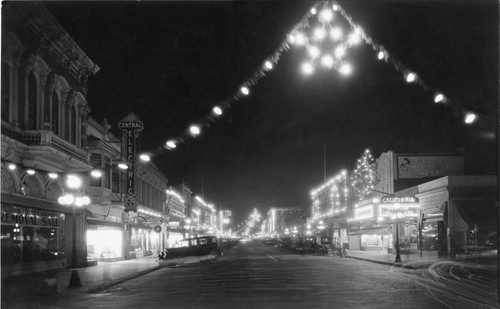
[119,113,144,213]
[379,195,419,218]
[380,196,418,204]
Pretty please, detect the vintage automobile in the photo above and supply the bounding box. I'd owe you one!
[158,236,223,266]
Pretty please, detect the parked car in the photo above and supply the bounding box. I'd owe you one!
[158,236,223,266]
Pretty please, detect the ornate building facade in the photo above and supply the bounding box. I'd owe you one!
[1,2,99,276]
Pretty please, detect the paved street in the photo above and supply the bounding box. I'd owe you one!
[13,241,497,309]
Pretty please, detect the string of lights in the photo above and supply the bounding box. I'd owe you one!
[159,0,472,155]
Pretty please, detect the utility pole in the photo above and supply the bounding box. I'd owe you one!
[323,143,327,182]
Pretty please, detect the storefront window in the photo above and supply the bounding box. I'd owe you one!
[421,221,439,251]
[1,224,65,264]
[87,228,123,259]
[361,234,382,248]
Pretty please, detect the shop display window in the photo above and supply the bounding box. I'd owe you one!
[1,224,65,264]
[87,229,122,259]
[421,221,439,251]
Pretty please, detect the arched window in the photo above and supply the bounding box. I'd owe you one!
[1,62,11,122]
[70,104,77,143]
[51,90,59,134]
[27,72,37,129]
[17,71,26,127]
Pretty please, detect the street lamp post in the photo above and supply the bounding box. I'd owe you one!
[394,204,402,264]
[58,175,91,288]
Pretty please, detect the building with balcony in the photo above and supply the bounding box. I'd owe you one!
[1,2,99,276]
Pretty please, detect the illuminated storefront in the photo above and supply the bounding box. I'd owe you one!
[1,204,66,268]
[87,227,123,261]
[310,170,350,245]
[349,196,419,252]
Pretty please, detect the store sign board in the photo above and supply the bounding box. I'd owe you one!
[119,114,144,213]
[397,155,464,179]
[354,206,374,220]
[379,204,420,217]
[1,204,63,228]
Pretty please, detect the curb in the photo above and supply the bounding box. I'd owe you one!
[347,255,416,269]
[85,266,162,293]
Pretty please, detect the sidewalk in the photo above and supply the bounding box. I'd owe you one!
[345,249,498,269]
[2,255,162,304]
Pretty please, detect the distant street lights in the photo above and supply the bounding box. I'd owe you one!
[58,174,91,288]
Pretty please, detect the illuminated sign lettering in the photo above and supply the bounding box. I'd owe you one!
[381,196,418,204]
[1,205,63,228]
[354,206,374,220]
[119,114,144,212]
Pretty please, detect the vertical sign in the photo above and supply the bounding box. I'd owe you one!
[118,114,144,212]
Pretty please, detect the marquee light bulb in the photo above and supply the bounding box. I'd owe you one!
[310,8,317,15]
[240,86,249,96]
[301,62,314,75]
[48,173,58,179]
[139,154,151,162]
[308,46,321,58]
[294,32,306,45]
[334,45,345,58]
[190,125,201,136]
[377,51,385,60]
[339,63,352,75]
[313,28,326,41]
[464,112,477,124]
[166,140,177,149]
[27,169,36,175]
[349,32,361,45]
[330,27,342,40]
[406,72,416,83]
[434,94,444,103]
[8,163,16,170]
[264,61,273,70]
[321,55,334,68]
[319,9,333,22]
[213,106,223,116]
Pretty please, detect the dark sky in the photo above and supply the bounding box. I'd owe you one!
[41,0,498,224]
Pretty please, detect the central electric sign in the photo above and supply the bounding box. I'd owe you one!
[118,114,144,213]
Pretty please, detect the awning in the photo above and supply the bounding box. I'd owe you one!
[128,222,152,230]
[87,218,124,229]
[349,226,391,236]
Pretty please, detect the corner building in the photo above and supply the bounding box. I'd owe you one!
[1,2,99,276]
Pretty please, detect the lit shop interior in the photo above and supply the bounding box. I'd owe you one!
[349,197,419,252]
[87,227,123,260]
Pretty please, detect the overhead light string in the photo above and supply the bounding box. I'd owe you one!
[160,0,478,156]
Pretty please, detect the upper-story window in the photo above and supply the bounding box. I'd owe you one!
[104,156,111,189]
[69,104,77,143]
[27,72,37,130]
[90,153,101,187]
[1,62,11,122]
[51,90,59,134]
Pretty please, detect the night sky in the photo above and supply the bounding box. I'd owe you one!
[39,0,498,224]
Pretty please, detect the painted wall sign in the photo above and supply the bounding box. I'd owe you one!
[397,155,464,179]
[119,114,144,212]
